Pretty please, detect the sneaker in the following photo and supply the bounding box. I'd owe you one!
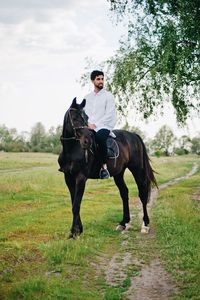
[99,168,110,179]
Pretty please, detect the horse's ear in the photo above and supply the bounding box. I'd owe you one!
[71,97,77,108]
[80,99,86,108]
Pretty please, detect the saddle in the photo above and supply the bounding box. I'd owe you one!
[106,137,119,159]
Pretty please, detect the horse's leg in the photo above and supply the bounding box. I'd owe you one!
[64,173,83,237]
[130,169,150,233]
[114,171,130,230]
[70,173,87,238]
[64,173,75,204]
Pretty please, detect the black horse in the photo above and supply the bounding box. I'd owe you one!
[58,98,157,238]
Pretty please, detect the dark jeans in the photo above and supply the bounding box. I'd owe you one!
[95,129,110,164]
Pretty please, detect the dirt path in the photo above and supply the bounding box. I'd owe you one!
[102,163,198,299]
[0,166,51,175]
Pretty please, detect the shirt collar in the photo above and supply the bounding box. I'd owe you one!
[93,88,105,95]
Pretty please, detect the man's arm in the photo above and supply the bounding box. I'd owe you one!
[84,95,96,129]
[101,93,116,130]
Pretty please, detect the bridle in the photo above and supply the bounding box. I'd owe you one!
[60,107,94,162]
[60,108,88,142]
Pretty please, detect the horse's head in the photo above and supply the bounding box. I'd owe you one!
[62,98,93,149]
[69,97,88,129]
[78,127,94,150]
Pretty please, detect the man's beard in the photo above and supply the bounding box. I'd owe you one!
[96,84,103,90]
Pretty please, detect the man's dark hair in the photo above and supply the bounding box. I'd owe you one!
[90,70,104,81]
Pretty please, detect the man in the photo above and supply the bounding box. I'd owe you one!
[84,70,116,179]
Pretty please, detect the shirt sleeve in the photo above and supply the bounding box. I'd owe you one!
[97,92,116,131]
[84,95,93,123]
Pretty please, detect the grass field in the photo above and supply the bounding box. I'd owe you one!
[0,152,199,299]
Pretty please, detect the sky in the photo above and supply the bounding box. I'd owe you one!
[0,0,199,138]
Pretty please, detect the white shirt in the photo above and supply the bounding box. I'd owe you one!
[84,89,116,132]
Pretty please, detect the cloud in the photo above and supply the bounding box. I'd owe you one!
[0,1,124,133]
[0,0,116,63]
[0,17,107,67]
[0,0,75,24]
[0,0,106,24]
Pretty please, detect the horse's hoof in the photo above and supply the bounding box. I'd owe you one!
[125,223,132,230]
[116,224,126,231]
[67,233,76,239]
[141,223,150,234]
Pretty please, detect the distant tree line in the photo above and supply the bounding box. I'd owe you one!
[0,122,199,156]
[121,123,200,157]
[0,123,62,154]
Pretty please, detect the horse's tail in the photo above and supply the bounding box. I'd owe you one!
[137,135,158,199]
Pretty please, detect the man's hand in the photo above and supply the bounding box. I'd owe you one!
[88,123,96,130]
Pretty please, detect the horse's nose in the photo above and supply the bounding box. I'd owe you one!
[81,137,88,148]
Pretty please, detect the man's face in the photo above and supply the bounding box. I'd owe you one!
[92,75,104,90]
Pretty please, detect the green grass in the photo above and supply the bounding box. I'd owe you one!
[152,166,200,299]
[150,155,198,184]
[0,152,54,170]
[0,152,199,299]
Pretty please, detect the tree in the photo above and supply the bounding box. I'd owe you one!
[30,122,47,152]
[106,0,200,123]
[0,125,13,151]
[191,135,200,155]
[0,124,28,152]
[174,135,191,155]
[121,121,146,139]
[0,123,62,153]
[45,125,62,154]
[151,125,175,156]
